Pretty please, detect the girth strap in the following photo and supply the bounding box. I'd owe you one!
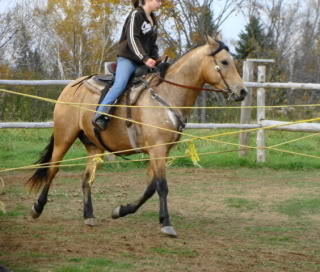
[126,88,133,128]
[148,88,186,132]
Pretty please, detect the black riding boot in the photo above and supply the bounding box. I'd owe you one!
[92,100,117,131]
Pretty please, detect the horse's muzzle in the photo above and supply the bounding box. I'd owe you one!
[234,89,247,102]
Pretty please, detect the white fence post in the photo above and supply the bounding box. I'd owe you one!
[256,66,266,163]
[239,60,254,156]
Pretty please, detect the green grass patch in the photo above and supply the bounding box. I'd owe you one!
[225,197,259,211]
[275,198,320,217]
[140,211,158,220]
[56,257,133,272]
[151,247,199,257]
[245,225,306,233]
[0,204,28,217]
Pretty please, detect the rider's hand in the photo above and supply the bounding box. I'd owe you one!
[144,58,156,68]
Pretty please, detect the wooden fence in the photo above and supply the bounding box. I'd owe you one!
[1,58,320,163]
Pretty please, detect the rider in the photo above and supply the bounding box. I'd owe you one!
[93,0,162,130]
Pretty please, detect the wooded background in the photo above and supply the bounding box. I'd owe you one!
[1,0,320,122]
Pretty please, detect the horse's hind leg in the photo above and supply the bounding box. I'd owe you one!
[81,144,104,226]
[30,130,79,218]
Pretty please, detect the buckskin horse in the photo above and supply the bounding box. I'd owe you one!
[27,34,247,237]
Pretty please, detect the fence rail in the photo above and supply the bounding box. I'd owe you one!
[1,79,320,89]
[0,80,71,86]
[2,69,320,163]
[2,121,320,133]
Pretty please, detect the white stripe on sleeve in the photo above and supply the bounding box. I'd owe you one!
[130,11,144,60]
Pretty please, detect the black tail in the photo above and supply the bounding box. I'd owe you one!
[26,135,54,192]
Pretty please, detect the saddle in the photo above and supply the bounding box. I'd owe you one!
[84,62,155,105]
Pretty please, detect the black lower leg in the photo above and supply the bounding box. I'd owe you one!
[118,181,156,217]
[83,181,95,219]
[156,177,171,227]
[84,193,94,219]
[33,184,50,215]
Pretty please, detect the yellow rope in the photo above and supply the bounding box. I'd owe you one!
[268,132,320,148]
[2,131,320,173]
[186,142,202,168]
[1,88,320,173]
[1,116,320,173]
[88,157,104,186]
[2,132,320,174]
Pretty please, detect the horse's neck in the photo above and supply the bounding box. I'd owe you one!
[158,47,205,117]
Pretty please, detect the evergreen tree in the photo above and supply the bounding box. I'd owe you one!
[191,6,217,47]
[235,16,267,59]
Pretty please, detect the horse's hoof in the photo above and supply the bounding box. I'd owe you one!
[84,218,96,226]
[161,226,178,238]
[30,205,41,219]
[111,206,121,219]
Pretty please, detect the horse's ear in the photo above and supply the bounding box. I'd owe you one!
[215,32,222,40]
[205,33,216,46]
[205,33,219,51]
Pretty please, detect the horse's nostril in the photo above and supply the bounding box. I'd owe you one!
[240,89,247,97]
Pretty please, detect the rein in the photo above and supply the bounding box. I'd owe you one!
[155,75,227,93]
[156,40,233,96]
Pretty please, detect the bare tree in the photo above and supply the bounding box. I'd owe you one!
[158,0,248,58]
[0,10,18,50]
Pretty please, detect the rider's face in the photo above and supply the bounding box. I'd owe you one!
[148,0,162,11]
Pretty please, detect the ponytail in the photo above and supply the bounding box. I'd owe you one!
[132,0,139,8]
[132,0,145,8]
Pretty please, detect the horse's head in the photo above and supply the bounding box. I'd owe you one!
[201,34,247,102]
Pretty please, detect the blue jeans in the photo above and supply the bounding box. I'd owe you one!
[96,57,139,118]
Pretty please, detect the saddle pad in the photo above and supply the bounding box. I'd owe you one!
[84,77,149,105]
[83,77,105,95]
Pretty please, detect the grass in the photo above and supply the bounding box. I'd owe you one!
[275,198,320,217]
[0,204,28,217]
[56,258,134,272]
[225,197,259,211]
[151,247,199,257]
[1,168,320,271]
[1,127,320,271]
[1,128,320,172]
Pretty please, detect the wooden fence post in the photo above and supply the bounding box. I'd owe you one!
[239,60,254,156]
[256,66,266,163]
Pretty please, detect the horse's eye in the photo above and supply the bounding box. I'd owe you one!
[221,60,229,65]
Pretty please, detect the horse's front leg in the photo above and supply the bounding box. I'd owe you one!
[82,145,104,226]
[111,148,177,237]
[111,165,156,218]
[151,154,177,237]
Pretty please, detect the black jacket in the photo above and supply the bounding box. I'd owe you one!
[117,7,159,64]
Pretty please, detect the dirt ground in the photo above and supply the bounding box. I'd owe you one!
[1,168,320,272]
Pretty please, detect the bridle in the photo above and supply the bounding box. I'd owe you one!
[157,40,235,99]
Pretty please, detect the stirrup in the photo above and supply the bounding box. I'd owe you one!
[92,115,109,131]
